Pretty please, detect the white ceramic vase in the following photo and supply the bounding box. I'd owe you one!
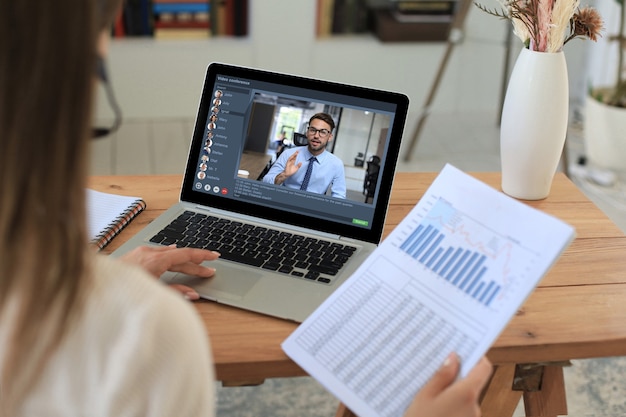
[500,48,569,200]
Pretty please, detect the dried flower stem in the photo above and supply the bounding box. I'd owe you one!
[475,0,603,53]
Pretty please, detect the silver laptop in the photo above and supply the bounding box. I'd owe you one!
[112,62,409,322]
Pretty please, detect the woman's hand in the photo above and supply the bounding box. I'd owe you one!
[403,353,493,417]
[120,245,220,300]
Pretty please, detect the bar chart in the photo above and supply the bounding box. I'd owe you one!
[397,196,526,308]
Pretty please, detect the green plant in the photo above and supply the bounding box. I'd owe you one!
[590,0,626,107]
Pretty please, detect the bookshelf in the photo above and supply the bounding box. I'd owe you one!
[100,0,544,130]
[316,0,459,42]
[115,0,248,40]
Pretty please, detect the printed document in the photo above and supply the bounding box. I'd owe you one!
[282,164,576,417]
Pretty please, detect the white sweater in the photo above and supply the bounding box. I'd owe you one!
[8,255,216,417]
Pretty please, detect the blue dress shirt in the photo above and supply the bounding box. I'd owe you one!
[262,146,347,199]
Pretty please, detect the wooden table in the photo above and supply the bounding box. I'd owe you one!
[94,172,626,417]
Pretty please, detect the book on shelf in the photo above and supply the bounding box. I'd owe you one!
[331,0,371,35]
[209,0,247,37]
[152,2,210,14]
[113,6,126,37]
[210,0,225,35]
[391,0,457,22]
[154,27,211,39]
[392,0,457,12]
[113,0,247,39]
[373,8,450,41]
[154,20,211,29]
[318,0,368,37]
[122,0,153,36]
[316,0,335,37]
[153,1,211,39]
[87,189,146,251]
[391,11,454,23]
[153,16,211,37]
[232,0,248,37]
[282,164,575,417]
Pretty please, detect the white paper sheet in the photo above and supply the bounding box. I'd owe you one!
[282,164,576,417]
[86,188,144,240]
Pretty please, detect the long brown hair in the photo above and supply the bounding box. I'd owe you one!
[0,0,122,411]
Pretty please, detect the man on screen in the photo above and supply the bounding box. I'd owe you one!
[262,113,346,199]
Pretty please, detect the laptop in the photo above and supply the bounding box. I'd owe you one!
[112,62,409,322]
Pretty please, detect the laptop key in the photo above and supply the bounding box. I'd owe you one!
[150,234,165,244]
[262,262,280,271]
[257,252,272,260]
[219,251,264,267]
[161,237,177,246]
[282,258,296,266]
[278,265,293,274]
[309,264,340,276]
[305,271,320,280]
[231,246,246,255]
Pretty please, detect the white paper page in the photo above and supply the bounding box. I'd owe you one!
[282,164,575,417]
[86,189,143,240]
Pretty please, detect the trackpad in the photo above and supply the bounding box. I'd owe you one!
[162,264,261,300]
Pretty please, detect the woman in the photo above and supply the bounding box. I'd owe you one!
[0,1,491,415]
[0,1,219,415]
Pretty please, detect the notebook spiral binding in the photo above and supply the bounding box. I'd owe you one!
[93,199,146,251]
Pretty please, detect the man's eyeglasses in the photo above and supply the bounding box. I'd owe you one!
[306,126,331,138]
[92,57,122,139]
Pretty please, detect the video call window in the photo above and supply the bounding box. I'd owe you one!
[190,77,398,231]
[235,93,391,205]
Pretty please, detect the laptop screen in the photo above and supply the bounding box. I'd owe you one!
[181,63,409,244]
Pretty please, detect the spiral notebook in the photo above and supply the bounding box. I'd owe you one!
[87,189,146,251]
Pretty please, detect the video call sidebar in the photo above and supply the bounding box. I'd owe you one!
[194,86,248,196]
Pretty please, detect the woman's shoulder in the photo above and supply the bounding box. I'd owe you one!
[19,255,216,416]
[88,255,210,347]
[92,255,181,303]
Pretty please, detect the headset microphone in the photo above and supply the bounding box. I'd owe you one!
[92,56,122,139]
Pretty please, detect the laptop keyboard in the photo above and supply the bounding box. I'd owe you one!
[149,211,357,284]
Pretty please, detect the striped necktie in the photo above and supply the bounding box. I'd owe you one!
[300,156,317,191]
